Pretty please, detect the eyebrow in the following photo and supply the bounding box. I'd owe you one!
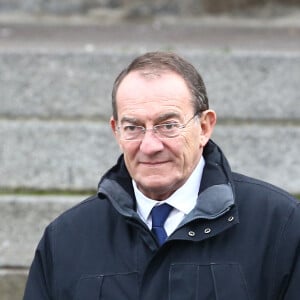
[120,116,140,124]
[155,112,181,123]
[120,112,181,125]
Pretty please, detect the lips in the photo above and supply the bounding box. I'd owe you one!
[140,161,168,166]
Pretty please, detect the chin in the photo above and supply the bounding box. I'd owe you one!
[138,178,179,199]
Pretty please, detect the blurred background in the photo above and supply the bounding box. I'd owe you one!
[0,0,300,299]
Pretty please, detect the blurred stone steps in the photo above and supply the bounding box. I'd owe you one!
[0,51,300,120]
[0,269,28,300]
[0,195,83,300]
[0,17,300,300]
[0,120,299,192]
[1,48,299,193]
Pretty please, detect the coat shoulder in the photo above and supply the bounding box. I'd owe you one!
[50,194,111,230]
[232,172,298,204]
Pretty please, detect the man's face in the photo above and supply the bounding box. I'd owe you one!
[111,70,214,200]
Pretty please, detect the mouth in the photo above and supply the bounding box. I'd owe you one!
[140,161,168,166]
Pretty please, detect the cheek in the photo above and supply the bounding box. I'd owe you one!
[180,134,203,164]
[120,142,140,164]
[119,138,137,152]
[182,132,202,152]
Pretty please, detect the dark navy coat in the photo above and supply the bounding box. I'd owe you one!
[23,140,300,300]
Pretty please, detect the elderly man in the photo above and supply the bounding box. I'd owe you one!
[24,52,300,300]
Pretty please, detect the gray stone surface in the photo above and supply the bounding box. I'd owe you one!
[0,0,102,14]
[1,120,299,193]
[0,51,299,120]
[213,124,300,194]
[0,269,27,300]
[0,52,120,120]
[0,119,120,190]
[0,195,83,266]
[1,20,300,52]
[0,0,300,16]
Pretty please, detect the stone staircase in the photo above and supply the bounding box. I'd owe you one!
[0,11,300,300]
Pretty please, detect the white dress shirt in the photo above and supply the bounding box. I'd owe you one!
[134,157,205,236]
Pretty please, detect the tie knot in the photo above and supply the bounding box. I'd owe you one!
[151,203,173,227]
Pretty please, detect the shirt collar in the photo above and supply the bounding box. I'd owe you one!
[134,157,205,223]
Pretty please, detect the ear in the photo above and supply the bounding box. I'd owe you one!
[110,116,124,152]
[110,116,118,137]
[199,109,217,147]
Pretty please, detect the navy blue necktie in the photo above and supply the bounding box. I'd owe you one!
[151,203,173,245]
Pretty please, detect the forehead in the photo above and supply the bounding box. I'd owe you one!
[116,70,194,118]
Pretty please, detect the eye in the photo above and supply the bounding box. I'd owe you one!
[123,125,139,132]
[160,123,179,131]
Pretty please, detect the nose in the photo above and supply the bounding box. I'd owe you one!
[139,130,164,154]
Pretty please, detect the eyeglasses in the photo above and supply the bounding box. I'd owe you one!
[117,111,200,141]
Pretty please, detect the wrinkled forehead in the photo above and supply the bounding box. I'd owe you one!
[117,72,194,117]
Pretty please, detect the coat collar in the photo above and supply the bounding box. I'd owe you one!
[98,140,236,222]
